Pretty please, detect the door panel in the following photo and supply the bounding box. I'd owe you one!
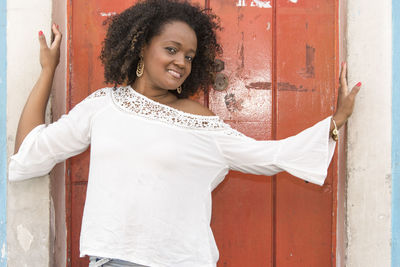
[208,1,273,265]
[275,1,336,266]
[66,1,338,266]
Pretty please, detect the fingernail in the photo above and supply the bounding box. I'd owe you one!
[39,30,43,36]
[356,82,362,87]
[56,24,59,29]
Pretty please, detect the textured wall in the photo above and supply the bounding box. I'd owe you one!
[0,0,7,265]
[346,0,392,266]
[6,0,52,266]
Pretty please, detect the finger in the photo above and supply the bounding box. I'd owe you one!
[340,62,347,85]
[338,63,347,99]
[51,24,62,49]
[349,82,361,97]
[38,30,49,49]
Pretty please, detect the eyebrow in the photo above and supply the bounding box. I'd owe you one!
[164,40,196,54]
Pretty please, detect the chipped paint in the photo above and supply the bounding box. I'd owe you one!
[100,12,116,17]
[236,0,272,8]
[239,32,244,69]
[250,0,272,8]
[224,93,244,112]
[277,82,309,92]
[297,44,316,78]
[244,81,314,92]
[236,0,246,7]
[17,225,34,252]
[245,81,272,90]
[289,0,298,3]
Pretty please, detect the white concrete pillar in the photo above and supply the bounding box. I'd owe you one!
[346,0,392,266]
[6,0,52,266]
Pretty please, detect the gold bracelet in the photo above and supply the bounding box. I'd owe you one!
[331,118,338,141]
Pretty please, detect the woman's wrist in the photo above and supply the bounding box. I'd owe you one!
[332,112,347,130]
[41,67,56,76]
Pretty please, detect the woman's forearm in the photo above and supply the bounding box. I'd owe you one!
[14,24,62,154]
[14,68,55,153]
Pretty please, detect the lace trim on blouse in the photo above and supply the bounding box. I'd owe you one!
[87,86,245,137]
[87,88,109,99]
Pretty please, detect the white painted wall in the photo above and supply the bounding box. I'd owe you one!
[6,0,52,266]
[346,0,392,266]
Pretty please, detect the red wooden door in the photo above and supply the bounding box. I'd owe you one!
[66,1,338,266]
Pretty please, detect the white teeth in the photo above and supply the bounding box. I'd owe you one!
[168,70,181,79]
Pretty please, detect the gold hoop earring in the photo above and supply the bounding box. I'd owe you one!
[177,86,182,94]
[136,57,144,77]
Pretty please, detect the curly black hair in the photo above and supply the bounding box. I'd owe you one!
[100,0,222,98]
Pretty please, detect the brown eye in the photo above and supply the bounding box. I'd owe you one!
[185,56,194,62]
[166,47,177,54]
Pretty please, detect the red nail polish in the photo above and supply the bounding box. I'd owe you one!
[39,30,43,36]
[356,82,362,87]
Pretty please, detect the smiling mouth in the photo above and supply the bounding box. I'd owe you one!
[167,69,183,79]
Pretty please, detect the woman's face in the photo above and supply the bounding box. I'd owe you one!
[140,21,197,91]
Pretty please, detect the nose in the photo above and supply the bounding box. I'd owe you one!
[174,54,185,68]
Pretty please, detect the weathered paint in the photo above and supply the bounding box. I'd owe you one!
[6,0,52,265]
[392,1,400,266]
[66,0,339,265]
[236,0,272,8]
[346,0,392,265]
[274,1,338,265]
[0,0,6,264]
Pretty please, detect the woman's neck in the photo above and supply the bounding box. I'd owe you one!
[128,79,177,104]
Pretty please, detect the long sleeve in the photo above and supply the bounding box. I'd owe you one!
[8,88,110,181]
[213,116,336,186]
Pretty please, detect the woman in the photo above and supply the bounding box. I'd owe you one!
[9,0,360,266]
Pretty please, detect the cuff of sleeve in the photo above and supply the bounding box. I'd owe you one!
[276,116,337,186]
[8,124,49,181]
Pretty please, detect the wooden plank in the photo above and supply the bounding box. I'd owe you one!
[275,0,337,266]
[208,0,273,265]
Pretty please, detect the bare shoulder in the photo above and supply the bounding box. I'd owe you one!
[175,99,216,116]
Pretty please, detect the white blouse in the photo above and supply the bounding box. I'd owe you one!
[9,85,336,267]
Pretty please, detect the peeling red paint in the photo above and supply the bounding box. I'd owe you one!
[224,93,244,112]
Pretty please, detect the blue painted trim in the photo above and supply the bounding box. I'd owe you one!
[393,1,400,266]
[0,0,6,263]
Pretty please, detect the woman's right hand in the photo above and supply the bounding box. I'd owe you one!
[14,23,62,153]
[38,23,62,71]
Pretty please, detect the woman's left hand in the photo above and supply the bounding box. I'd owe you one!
[332,62,361,129]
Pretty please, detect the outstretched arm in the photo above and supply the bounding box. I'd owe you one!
[14,23,62,153]
[331,62,361,131]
